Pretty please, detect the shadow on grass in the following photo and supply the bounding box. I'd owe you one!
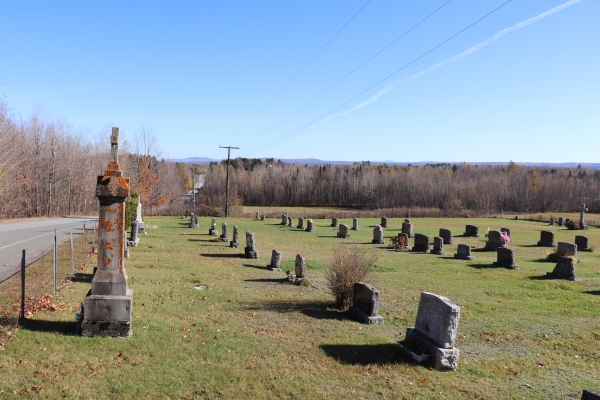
[244,277,288,283]
[317,235,337,238]
[467,263,498,269]
[71,273,93,283]
[584,290,600,295]
[521,244,545,248]
[471,248,493,253]
[200,253,245,258]
[528,274,556,280]
[531,258,553,263]
[245,299,347,321]
[21,319,76,335]
[243,264,269,270]
[320,344,408,365]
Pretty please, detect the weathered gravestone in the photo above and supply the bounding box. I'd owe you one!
[337,224,350,239]
[209,218,218,236]
[287,216,293,227]
[579,203,589,229]
[575,235,590,251]
[256,211,259,219]
[244,231,259,259]
[184,209,190,219]
[566,218,571,226]
[399,292,461,371]
[464,224,479,237]
[381,217,388,228]
[267,250,282,271]
[546,256,580,281]
[581,389,600,400]
[557,242,577,257]
[493,248,519,269]
[405,218,411,224]
[135,201,146,234]
[349,282,384,325]
[230,225,239,248]
[500,227,511,238]
[281,215,287,225]
[331,217,338,227]
[189,213,198,228]
[402,222,414,238]
[372,226,384,244]
[537,231,556,247]
[352,218,359,231]
[127,220,139,248]
[82,127,133,338]
[549,217,555,226]
[439,228,453,245]
[220,222,229,242]
[431,237,445,255]
[484,230,506,251]
[295,254,307,279]
[558,217,564,227]
[453,244,474,260]
[305,219,314,232]
[412,234,431,253]
[397,233,412,250]
[297,217,305,229]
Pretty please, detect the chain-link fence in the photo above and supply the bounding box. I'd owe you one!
[0,228,96,337]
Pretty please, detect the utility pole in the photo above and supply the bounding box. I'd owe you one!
[219,146,239,218]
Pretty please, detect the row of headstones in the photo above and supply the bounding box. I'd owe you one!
[547,202,590,229]
[266,250,307,279]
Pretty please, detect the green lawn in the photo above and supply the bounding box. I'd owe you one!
[1,215,599,399]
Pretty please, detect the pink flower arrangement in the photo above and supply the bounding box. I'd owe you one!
[500,231,510,245]
[374,224,382,230]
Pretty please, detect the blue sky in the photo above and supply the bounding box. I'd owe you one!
[1,0,598,163]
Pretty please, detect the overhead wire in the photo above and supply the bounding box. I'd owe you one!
[221,0,371,145]
[239,0,452,147]
[243,0,513,157]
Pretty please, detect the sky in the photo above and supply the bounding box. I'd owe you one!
[1,0,598,163]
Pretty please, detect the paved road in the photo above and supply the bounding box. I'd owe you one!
[0,217,98,283]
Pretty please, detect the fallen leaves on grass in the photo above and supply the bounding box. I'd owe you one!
[21,294,65,318]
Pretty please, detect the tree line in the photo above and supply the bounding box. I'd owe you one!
[0,100,184,219]
[197,157,600,216]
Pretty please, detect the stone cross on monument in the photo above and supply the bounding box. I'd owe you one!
[578,203,589,229]
[82,127,134,338]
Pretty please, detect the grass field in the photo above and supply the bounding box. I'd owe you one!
[1,215,599,399]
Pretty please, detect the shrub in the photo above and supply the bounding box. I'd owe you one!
[326,245,378,310]
[566,220,581,230]
[388,235,407,250]
[125,193,139,233]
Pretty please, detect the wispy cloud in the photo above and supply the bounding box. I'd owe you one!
[324,0,581,122]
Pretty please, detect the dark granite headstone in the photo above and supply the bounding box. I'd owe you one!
[439,228,453,244]
[454,244,474,260]
[464,225,479,237]
[350,282,384,325]
[493,248,519,269]
[412,234,430,253]
[546,256,580,281]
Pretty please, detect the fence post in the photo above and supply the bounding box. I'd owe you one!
[53,229,57,293]
[83,222,87,261]
[20,249,25,322]
[70,231,75,276]
[92,222,97,254]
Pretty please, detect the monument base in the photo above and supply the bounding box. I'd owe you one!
[220,236,230,242]
[493,261,519,269]
[245,247,259,259]
[484,243,507,251]
[349,306,384,325]
[453,254,474,260]
[209,229,218,236]
[230,241,239,248]
[127,238,140,247]
[337,233,350,239]
[82,289,133,338]
[267,265,281,271]
[137,221,146,235]
[411,247,430,253]
[400,327,460,371]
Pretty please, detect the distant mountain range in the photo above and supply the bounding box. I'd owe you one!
[171,157,600,170]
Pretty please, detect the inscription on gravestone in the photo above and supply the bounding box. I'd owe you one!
[453,244,473,260]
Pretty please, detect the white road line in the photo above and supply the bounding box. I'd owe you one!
[0,226,82,251]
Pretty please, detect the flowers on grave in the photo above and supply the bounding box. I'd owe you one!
[500,231,510,245]
[374,224,382,231]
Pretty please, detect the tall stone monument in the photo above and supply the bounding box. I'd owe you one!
[82,128,133,338]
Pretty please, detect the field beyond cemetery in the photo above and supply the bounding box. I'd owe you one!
[1,215,599,399]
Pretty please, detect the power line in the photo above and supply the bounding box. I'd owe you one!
[219,145,239,218]
[243,0,513,157]
[222,0,371,144]
[239,0,452,147]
